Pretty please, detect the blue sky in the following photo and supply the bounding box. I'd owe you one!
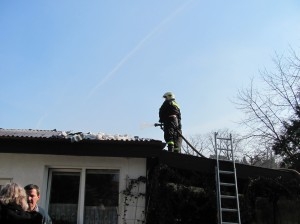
[1,1,300,141]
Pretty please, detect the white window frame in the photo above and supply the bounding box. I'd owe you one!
[45,168,120,224]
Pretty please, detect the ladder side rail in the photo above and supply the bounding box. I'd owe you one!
[215,166,222,224]
[230,134,241,224]
[215,132,222,224]
[216,133,241,224]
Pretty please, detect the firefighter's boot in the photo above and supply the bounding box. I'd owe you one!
[173,148,179,153]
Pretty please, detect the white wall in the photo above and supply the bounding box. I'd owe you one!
[0,153,146,224]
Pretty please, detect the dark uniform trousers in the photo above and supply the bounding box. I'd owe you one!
[164,116,182,152]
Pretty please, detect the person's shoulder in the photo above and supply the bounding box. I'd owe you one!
[6,202,22,210]
[38,206,52,222]
[37,205,46,214]
[37,205,48,217]
[171,100,180,107]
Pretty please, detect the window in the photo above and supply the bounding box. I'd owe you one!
[48,171,80,224]
[47,169,119,224]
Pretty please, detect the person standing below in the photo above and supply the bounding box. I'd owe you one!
[0,182,43,224]
[159,92,182,152]
[25,184,52,224]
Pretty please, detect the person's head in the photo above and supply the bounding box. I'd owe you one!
[24,184,40,211]
[163,92,175,100]
[0,182,28,210]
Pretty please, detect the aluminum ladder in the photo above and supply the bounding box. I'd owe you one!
[214,132,241,224]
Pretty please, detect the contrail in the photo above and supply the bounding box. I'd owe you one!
[88,0,193,98]
[35,113,48,129]
[32,1,194,129]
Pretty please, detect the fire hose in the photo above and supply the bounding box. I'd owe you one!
[154,123,205,158]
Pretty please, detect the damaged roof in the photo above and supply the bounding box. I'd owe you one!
[0,128,157,142]
[0,128,298,189]
[0,128,166,158]
[0,128,63,138]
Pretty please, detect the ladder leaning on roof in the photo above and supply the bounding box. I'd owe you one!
[214,132,241,224]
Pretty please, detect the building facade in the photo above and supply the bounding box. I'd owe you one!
[0,128,165,224]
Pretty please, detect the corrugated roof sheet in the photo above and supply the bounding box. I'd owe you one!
[0,128,63,138]
[0,128,155,142]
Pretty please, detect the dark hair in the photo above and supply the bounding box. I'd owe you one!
[24,184,40,196]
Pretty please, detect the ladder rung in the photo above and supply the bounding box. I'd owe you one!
[220,182,235,186]
[217,148,232,151]
[217,157,234,161]
[221,195,237,199]
[222,222,239,224]
[217,137,231,140]
[218,158,229,161]
[219,170,234,174]
[221,208,238,212]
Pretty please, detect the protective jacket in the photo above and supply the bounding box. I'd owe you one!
[159,99,181,123]
[159,99,182,152]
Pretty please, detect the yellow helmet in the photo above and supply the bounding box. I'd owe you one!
[163,92,175,100]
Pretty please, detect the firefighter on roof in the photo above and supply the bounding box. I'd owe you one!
[159,92,182,152]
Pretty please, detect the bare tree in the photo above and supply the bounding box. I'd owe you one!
[182,128,279,168]
[181,133,208,156]
[182,128,245,159]
[234,48,300,154]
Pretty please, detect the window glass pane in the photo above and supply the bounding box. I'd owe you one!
[49,171,80,224]
[84,169,119,224]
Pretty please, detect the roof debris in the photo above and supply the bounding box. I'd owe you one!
[0,128,153,142]
[62,131,139,142]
